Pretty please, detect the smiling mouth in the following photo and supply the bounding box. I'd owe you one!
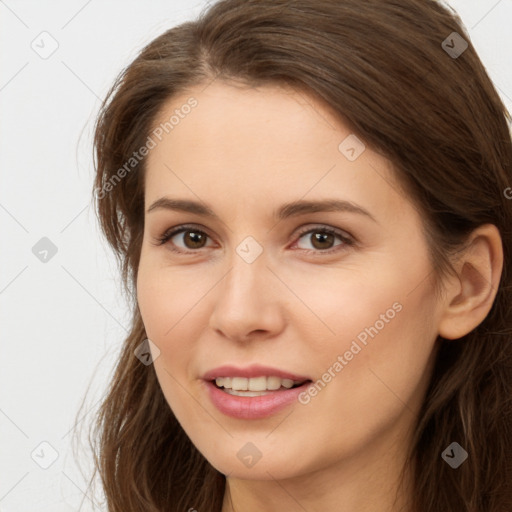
[211,376,311,396]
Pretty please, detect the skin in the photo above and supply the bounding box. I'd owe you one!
[136,80,503,512]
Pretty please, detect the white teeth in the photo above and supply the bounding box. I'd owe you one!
[231,377,248,390]
[224,389,269,397]
[266,376,282,390]
[248,376,267,391]
[281,379,294,389]
[214,376,305,391]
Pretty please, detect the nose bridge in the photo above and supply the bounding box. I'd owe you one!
[217,229,268,293]
[209,244,284,340]
[220,247,267,306]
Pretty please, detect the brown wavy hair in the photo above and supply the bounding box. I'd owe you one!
[79,0,512,510]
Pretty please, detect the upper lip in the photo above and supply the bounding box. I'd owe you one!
[202,364,311,382]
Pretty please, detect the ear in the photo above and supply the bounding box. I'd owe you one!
[437,224,503,340]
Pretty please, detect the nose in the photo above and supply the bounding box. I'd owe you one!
[208,253,286,343]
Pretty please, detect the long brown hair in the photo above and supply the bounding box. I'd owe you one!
[80,1,512,510]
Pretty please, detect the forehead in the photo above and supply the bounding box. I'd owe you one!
[144,81,414,224]
[149,81,345,164]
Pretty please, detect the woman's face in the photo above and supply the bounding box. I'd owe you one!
[137,81,443,482]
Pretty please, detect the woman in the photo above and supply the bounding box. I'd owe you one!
[86,0,512,510]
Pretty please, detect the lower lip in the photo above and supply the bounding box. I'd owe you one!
[203,380,312,420]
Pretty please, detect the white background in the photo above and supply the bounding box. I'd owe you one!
[1,1,511,510]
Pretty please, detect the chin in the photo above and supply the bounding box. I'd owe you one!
[202,444,310,481]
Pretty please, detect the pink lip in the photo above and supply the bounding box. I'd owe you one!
[202,364,310,381]
[203,380,312,420]
[201,364,312,420]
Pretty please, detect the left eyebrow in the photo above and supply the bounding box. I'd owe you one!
[276,199,378,224]
[146,197,378,224]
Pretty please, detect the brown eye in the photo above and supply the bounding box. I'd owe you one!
[156,226,214,252]
[295,227,353,253]
[181,230,207,249]
[310,232,335,250]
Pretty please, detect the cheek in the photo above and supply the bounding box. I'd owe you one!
[136,260,192,398]
[136,254,208,341]
[136,255,220,408]
[288,237,437,361]
[304,274,439,452]
[290,249,439,429]
[136,260,208,424]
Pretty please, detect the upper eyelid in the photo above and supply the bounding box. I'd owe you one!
[295,224,352,239]
[161,223,353,248]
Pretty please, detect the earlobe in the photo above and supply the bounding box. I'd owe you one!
[437,224,503,340]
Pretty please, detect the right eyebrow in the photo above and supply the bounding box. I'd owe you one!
[146,198,218,218]
[146,196,378,225]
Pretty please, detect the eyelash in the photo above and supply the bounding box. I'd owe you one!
[153,224,355,256]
